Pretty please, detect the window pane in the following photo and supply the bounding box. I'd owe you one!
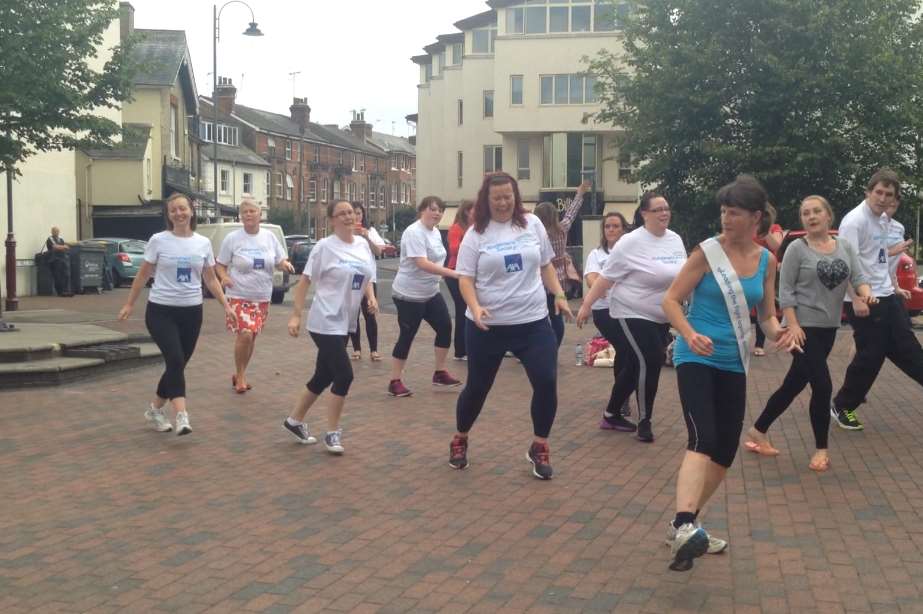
[525,6,546,33]
[570,75,584,104]
[540,76,553,104]
[549,7,568,32]
[452,43,463,64]
[494,147,503,171]
[552,133,567,187]
[572,6,591,31]
[585,76,598,103]
[473,30,489,53]
[567,133,582,187]
[484,147,492,172]
[483,91,494,117]
[517,139,530,180]
[511,75,523,105]
[554,75,568,104]
[594,1,616,31]
[582,135,598,176]
[507,7,524,33]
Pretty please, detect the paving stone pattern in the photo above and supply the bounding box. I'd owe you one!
[3,292,923,613]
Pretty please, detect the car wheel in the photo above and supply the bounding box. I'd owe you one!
[112,269,122,288]
[271,288,285,304]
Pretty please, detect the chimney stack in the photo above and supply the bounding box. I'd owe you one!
[349,109,372,142]
[119,2,134,41]
[290,97,311,130]
[215,76,237,115]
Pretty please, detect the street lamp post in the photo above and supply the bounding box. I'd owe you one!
[1,164,17,331]
[213,2,262,218]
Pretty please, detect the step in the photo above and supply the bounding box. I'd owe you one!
[0,343,162,389]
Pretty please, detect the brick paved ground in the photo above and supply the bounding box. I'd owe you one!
[3,289,923,613]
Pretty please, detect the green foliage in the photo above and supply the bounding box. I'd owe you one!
[0,0,138,171]
[267,207,296,235]
[393,206,418,234]
[589,0,923,242]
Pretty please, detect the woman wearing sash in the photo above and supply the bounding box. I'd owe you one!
[745,196,873,471]
[662,175,800,571]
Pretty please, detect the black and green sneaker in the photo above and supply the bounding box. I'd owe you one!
[830,403,863,431]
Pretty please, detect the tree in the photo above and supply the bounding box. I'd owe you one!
[0,0,137,172]
[589,0,923,242]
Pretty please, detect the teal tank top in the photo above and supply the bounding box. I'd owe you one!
[673,248,769,373]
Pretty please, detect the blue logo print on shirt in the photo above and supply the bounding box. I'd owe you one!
[504,253,523,273]
[352,273,365,290]
[253,258,265,270]
[878,248,887,264]
[176,256,192,283]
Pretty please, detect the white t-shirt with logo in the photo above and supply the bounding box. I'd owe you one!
[456,213,554,326]
[839,201,894,299]
[216,228,286,302]
[144,231,215,307]
[391,220,447,300]
[584,246,614,312]
[601,227,686,323]
[304,235,376,335]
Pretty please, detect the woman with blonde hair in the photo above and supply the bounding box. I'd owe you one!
[745,195,874,471]
[446,200,475,360]
[216,198,294,393]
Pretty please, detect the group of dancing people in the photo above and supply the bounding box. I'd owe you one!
[118,168,923,572]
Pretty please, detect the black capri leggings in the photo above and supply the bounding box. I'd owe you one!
[676,362,747,468]
[308,333,354,396]
[754,327,837,449]
[349,282,378,353]
[391,294,452,360]
[145,302,203,400]
[597,317,669,423]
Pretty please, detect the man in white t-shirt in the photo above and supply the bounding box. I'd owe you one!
[831,168,923,431]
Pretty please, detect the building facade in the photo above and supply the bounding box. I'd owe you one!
[412,0,638,236]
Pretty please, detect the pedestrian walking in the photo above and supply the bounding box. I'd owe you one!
[118,193,236,436]
[387,196,462,397]
[216,198,294,394]
[533,180,590,346]
[662,175,800,571]
[830,168,923,430]
[445,200,475,361]
[283,199,378,454]
[576,193,687,442]
[448,172,574,480]
[347,202,385,361]
[746,196,874,472]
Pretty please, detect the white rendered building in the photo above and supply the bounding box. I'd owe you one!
[412,0,639,230]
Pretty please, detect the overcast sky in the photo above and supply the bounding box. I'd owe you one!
[126,0,488,137]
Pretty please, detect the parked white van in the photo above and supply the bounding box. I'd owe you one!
[196,222,290,304]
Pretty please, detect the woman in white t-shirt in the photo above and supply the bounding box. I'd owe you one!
[449,172,574,481]
[347,202,385,361]
[283,199,378,454]
[118,193,236,436]
[582,211,631,420]
[387,196,462,397]
[216,199,295,393]
[576,192,687,443]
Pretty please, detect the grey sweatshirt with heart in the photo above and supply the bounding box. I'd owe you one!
[778,237,867,328]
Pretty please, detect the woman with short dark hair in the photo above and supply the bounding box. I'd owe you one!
[449,172,573,480]
[388,196,462,397]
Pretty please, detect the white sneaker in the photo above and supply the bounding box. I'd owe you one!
[324,430,344,454]
[144,404,172,432]
[669,523,708,571]
[666,521,727,554]
[175,411,192,436]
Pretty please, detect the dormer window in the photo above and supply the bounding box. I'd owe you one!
[472,26,496,54]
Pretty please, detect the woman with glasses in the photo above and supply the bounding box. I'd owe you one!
[576,193,687,442]
[388,196,462,397]
[283,200,378,454]
[347,202,385,361]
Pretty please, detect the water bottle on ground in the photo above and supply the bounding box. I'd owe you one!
[576,343,584,366]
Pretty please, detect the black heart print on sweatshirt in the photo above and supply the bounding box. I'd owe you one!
[816,258,849,290]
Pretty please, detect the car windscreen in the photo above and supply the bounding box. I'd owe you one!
[119,240,147,254]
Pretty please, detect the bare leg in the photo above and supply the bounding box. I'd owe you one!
[290,388,320,422]
[326,393,347,432]
[170,397,187,416]
[152,395,167,410]
[675,450,712,513]
[698,461,727,511]
[434,346,449,372]
[234,331,255,388]
[390,358,407,381]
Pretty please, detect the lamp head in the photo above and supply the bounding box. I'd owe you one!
[243,22,263,36]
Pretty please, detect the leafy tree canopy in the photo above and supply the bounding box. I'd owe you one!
[0,0,137,171]
[589,0,923,241]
